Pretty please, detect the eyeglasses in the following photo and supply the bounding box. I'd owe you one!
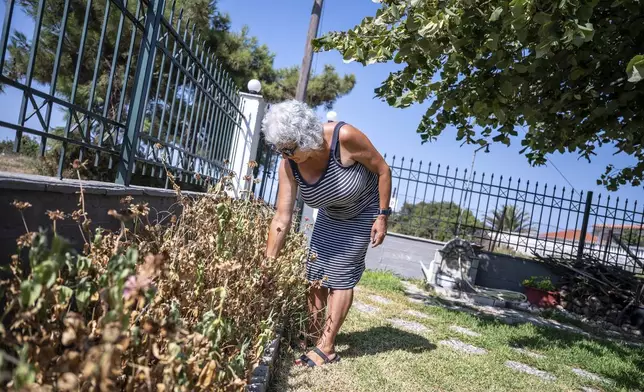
[271,144,297,157]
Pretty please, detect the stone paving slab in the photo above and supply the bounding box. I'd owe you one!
[405,309,432,319]
[439,339,487,355]
[449,325,481,337]
[401,281,423,294]
[505,361,556,382]
[353,301,379,314]
[511,347,546,359]
[571,368,612,384]
[387,318,430,333]
[368,294,392,305]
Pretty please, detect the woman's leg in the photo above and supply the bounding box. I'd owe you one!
[307,285,328,344]
[297,288,353,365]
[318,288,353,354]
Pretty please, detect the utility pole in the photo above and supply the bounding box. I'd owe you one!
[294,0,324,230]
[295,0,324,102]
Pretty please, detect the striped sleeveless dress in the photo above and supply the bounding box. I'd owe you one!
[288,121,380,289]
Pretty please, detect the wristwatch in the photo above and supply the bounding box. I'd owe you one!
[378,208,392,216]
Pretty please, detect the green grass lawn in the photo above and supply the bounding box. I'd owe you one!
[272,271,644,392]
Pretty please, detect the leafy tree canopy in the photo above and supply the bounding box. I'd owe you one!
[390,201,481,241]
[618,227,644,247]
[6,0,354,111]
[314,0,644,190]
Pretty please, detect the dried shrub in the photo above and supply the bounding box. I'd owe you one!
[0,175,308,391]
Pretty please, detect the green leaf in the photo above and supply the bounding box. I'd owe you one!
[14,362,36,389]
[626,54,644,83]
[535,41,551,58]
[33,260,58,288]
[577,4,595,21]
[500,81,513,96]
[406,15,419,31]
[20,280,42,308]
[485,33,499,50]
[473,101,487,115]
[342,48,356,63]
[75,280,94,311]
[570,68,586,81]
[533,12,551,25]
[391,4,400,20]
[495,108,507,123]
[58,285,73,304]
[514,64,528,73]
[577,23,595,43]
[490,7,503,22]
[77,256,91,274]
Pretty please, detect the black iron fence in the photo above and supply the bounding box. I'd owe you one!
[388,155,643,273]
[256,147,644,273]
[253,134,282,207]
[0,0,244,190]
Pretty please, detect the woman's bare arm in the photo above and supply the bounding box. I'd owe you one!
[339,124,392,246]
[266,159,298,258]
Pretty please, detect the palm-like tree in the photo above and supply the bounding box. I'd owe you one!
[485,204,532,234]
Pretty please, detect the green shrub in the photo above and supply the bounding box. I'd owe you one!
[521,276,556,292]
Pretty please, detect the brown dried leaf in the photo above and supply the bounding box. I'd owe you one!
[57,372,79,391]
[197,360,218,388]
[61,328,77,346]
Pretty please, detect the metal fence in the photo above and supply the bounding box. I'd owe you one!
[387,155,644,274]
[256,147,644,273]
[0,0,244,190]
[253,134,282,206]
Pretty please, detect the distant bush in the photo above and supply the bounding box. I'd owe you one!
[0,137,39,157]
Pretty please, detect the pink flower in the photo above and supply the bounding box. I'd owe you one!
[123,275,152,300]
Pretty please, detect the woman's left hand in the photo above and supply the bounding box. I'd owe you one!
[371,216,387,247]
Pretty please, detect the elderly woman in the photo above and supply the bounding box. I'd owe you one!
[263,100,392,367]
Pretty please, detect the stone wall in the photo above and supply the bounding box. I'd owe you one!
[0,172,188,263]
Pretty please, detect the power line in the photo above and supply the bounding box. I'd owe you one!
[545,158,577,192]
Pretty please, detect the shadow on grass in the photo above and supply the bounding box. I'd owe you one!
[336,325,436,359]
[269,326,436,392]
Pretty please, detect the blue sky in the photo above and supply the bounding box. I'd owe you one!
[0,0,642,205]
[217,0,642,203]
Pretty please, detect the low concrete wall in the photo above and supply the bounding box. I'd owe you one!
[0,172,188,263]
[365,231,560,292]
[475,251,561,292]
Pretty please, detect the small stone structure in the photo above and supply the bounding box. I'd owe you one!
[421,238,480,292]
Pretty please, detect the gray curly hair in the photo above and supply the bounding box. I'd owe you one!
[261,100,324,151]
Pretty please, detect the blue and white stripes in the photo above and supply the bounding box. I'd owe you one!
[288,122,379,289]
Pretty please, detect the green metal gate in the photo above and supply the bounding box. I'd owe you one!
[0,0,244,189]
